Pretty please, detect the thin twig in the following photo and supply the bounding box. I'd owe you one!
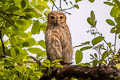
[0,15,17,28]
[63,5,75,10]
[114,33,117,54]
[30,56,41,66]
[0,11,26,18]
[50,0,71,15]
[60,0,62,10]
[95,27,113,52]
[0,29,6,56]
[51,0,60,10]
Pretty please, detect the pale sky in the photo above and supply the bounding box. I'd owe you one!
[66,0,120,62]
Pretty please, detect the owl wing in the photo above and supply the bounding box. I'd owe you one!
[60,24,73,64]
[45,29,62,62]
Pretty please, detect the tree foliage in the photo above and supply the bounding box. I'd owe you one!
[0,0,120,80]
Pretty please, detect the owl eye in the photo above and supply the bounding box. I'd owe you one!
[50,16,55,19]
[60,16,63,19]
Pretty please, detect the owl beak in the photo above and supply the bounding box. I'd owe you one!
[56,19,58,25]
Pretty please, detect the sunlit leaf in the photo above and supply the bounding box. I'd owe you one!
[116,64,120,69]
[10,47,16,57]
[31,20,40,34]
[89,0,95,3]
[74,5,79,9]
[21,0,26,9]
[28,48,42,54]
[118,34,120,39]
[110,27,116,33]
[75,50,83,64]
[52,59,62,64]
[102,51,109,60]
[91,10,95,21]
[80,46,92,51]
[55,64,63,68]
[75,0,82,3]
[38,40,46,49]
[104,2,114,6]
[92,36,104,45]
[106,19,115,26]
[25,38,36,46]
[92,60,98,67]
[87,17,96,27]
[22,42,29,47]
[110,7,120,17]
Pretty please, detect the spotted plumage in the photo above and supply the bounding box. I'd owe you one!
[45,11,73,64]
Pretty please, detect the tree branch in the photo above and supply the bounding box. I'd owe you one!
[0,11,26,18]
[114,33,117,53]
[29,56,41,66]
[0,29,6,57]
[39,65,119,80]
[0,15,17,28]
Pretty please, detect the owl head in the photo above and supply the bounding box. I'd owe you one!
[48,11,66,26]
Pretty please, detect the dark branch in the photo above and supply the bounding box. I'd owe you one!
[114,33,117,53]
[50,0,71,15]
[40,65,120,80]
[0,11,26,18]
[60,0,62,9]
[0,15,17,28]
[0,29,6,56]
[29,56,41,66]
[62,5,75,11]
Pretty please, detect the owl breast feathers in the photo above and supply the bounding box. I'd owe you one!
[45,11,73,64]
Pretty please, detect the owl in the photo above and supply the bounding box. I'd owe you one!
[45,11,73,64]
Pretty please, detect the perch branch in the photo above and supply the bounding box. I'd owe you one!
[39,65,119,80]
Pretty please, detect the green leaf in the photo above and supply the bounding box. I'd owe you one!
[21,0,26,9]
[52,59,62,64]
[26,38,36,46]
[113,0,120,8]
[55,64,63,68]
[106,19,115,26]
[75,50,83,64]
[74,5,79,9]
[31,20,40,34]
[92,60,98,67]
[102,51,109,60]
[80,46,92,51]
[114,17,120,24]
[92,36,104,45]
[38,40,46,49]
[28,48,42,54]
[81,41,90,45]
[10,47,16,57]
[110,7,120,17]
[89,0,95,3]
[118,34,120,39]
[75,0,82,3]
[110,27,116,33]
[69,1,73,5]
[94,53,97,58]
[22,42,29,47]
[37,51,46,57]
[107,42,111,47]
[104,2,114,6]
[91,10,95,21]
[87,17,96,27]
